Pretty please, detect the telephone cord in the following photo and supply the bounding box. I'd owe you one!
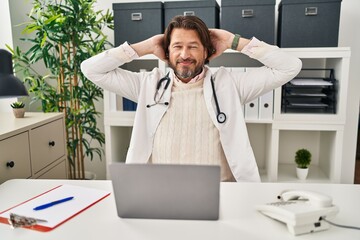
[320,217,360,230]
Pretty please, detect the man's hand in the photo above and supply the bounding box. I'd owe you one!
[208,29,250,61]
[208,29,233,60]
[150,34,167,62]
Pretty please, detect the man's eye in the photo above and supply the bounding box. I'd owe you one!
[173,46,181,49]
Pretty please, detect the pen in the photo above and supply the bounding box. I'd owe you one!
[33,196,74,211]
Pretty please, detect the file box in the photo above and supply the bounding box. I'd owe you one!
[164,0,219,28]
[113,2,164,46]
[113,2,164,111]
[221,0,276,44]
[278,0,342,47]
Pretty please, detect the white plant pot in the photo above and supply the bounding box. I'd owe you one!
[296,167,309,180]
[13,108,25,118]
[73,171,97,180]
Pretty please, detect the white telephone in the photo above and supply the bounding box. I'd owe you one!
[256,190,339,236]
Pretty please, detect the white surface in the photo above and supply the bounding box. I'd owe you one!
[0,179,359,239]
[0,112,64,139]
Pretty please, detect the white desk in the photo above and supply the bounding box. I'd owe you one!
[0,179,359,240]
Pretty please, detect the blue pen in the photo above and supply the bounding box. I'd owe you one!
[33,197,74,211]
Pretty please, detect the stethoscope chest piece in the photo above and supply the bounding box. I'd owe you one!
[217,112,226,124]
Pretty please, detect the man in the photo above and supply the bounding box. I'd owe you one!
[81,16,302,182]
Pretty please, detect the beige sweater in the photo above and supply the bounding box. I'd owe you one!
[150,78,235,182]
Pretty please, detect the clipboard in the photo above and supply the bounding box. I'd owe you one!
[0,184,110,232]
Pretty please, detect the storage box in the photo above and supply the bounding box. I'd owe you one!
[113,2,164,111]
[164,0,219,28]
[221,0,276,44]
[278,0,342,47]
[113,2,163,46]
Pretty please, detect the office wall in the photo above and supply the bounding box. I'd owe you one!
[8,0,360,180]
[0,0,16,111]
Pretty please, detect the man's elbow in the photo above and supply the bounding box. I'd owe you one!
[292,58,303,78]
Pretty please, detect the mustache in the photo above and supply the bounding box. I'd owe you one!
[176,58,195,64]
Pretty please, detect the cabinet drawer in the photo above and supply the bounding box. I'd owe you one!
[0,132,31,183]
[36,159,67,179]
[30,119,65,173]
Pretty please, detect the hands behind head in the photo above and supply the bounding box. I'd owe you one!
[150,29,234,63]
[208,29,234,61]
[150,34,168,62]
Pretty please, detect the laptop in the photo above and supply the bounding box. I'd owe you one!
[109,163,220,220]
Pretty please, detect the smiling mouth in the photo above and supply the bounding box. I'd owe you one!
[177,59,195,66]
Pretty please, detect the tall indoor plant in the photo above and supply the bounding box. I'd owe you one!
[9,0,113,179]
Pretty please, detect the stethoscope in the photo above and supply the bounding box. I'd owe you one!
[146,73,227,124]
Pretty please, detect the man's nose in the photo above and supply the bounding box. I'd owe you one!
[180,48,190,59]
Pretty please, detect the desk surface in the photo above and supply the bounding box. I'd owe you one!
[0,179,359,240]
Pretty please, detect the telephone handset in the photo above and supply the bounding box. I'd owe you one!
[256,190,339,236]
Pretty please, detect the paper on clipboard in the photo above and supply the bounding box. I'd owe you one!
[0,184,110,232]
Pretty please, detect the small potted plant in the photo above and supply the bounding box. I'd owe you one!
[11,101,26,118]
[295,148,312,180]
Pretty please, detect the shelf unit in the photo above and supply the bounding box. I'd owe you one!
[103,47,354,183]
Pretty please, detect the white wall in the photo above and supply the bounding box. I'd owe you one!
[8,0,360,180]
[0,0,16,112]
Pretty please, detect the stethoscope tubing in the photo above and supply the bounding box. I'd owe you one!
[147,73,226,124]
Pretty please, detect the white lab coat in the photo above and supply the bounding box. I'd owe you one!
[81,41,302,182]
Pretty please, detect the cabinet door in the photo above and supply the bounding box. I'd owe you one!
[0,132,31,183]
[30,119,66,174]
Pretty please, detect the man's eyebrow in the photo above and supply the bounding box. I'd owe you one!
[171,41,200,46]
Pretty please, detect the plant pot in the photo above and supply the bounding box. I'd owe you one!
[13,108,25,118]
[296,167,309,180]
[72,171,97,180]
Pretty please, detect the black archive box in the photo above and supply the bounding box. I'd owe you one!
[221,0,276,44]
[113,2,163,111]
[278,0,342,47]
[164,0,219,28]
[113,2,164,47]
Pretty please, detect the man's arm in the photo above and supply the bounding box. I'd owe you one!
[130,34,167,62]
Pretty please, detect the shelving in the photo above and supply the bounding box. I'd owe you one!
[103,47,354,183]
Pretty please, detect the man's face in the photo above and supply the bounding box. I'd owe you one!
[168,28,207,83]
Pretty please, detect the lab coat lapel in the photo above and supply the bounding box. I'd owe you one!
[203,68,220,129]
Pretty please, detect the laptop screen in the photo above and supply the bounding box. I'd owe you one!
[109,163,220,220]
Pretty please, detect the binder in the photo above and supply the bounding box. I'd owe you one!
[0,184,110,232]
[245,98,259,120]
[259,90,274,120]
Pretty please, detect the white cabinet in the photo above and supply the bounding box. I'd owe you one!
[103,47,355,183]
[0,112,67,183]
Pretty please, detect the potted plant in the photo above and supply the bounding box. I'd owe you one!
[295,148,312,180]
[8,0,113,179]
[11,101,26,118]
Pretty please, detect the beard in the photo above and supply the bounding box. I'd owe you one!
[169,58,204,81]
